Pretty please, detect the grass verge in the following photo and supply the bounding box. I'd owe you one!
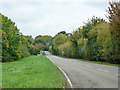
[58,55,120,67]
[2,55,65,88]
[0,63,2,88]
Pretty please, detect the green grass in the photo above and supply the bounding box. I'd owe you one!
[2,55,66,88]
[58,55,120,67]
[0,63,2,88]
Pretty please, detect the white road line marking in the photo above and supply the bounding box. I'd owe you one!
[103,70,109,72]
[98,69,108,72]
[116,74,120,76]
[57,66,73,88]
[46,55,73,88]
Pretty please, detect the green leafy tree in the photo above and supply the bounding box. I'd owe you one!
[1,13,21,62]
[52,33,67,55]
[58,42,73,57]
[34,35,52,51]
[106,1,120,63]
[1,13,31,62]
[82,16,106,38]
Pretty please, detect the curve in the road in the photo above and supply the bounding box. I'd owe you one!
[45,51,118,88]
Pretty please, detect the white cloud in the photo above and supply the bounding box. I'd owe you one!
[0,1,109,38]
[0,0,108,3]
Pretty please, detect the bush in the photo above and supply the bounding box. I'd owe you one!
[1,13,33,62]
[52,33,68,55]
[19,45,30,58]
[58,42,73,58]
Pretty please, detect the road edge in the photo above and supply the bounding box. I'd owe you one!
[57,66,73,88]
[46,55,73,88]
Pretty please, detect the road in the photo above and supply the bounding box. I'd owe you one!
[45,51,119,88]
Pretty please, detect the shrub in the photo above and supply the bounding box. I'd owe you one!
[58,42,73,58]
[19,45,30,58]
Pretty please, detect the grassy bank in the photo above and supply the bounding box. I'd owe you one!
[2,55,65,88]
[58,55,120,67]
[0,63,2,88]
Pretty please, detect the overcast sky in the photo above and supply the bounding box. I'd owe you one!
[0,0,109,38]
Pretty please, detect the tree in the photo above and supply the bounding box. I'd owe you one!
[82,16,106,38]
[52,33,67,55]
[58,31,66,35]
[34,35,52,51]
[33,43,45,54]
[106,1,120,63]
[1,13,31,62]
[58,42,73,57]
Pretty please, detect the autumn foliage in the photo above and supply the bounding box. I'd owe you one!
[1,13,35,62]
[50,1,120,64]
[106,1,120,61]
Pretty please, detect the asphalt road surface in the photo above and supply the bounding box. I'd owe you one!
[45,51,119,88]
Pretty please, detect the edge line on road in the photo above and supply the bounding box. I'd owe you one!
[116,74,120,76]
[57,66,73,88]
[98,69,109,73]
[46,55,73,88]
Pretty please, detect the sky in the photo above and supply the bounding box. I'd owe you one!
[0,0,110,38]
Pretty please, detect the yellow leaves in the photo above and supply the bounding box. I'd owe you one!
[17,52,21,59]
[18,47,21,50]
[49,45,52,51]
[53,33,67,49]
[6,42,9,48]
[2,30,7,39]
[77,38,84,45]
[17,47,22,59]
[19,40,22,44]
